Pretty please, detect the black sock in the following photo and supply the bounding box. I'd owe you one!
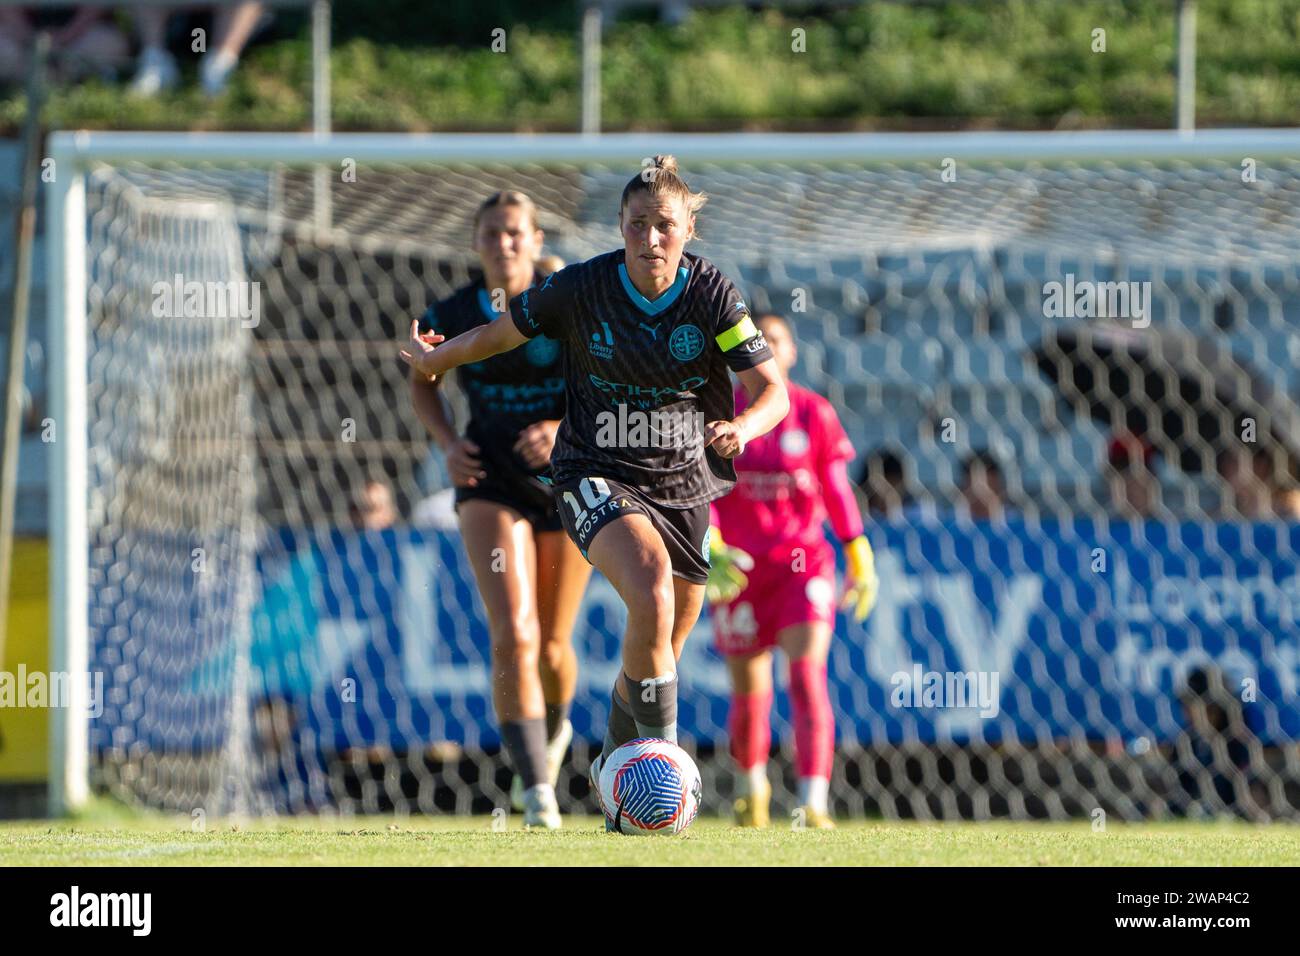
[500,718,548,790]
[545,700,571,742]
[601,687,640,759]
[621,671,679,744]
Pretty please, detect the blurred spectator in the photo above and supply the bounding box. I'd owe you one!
[21,340,46,434]
[129,2,266,97]
[1280,487,1300,519]
[0,6,129,83]
[252,694,294,762]
[1170,666,1266,820]
[855,445,916,518]
[1104,430,1165,519]
[350,478,398,530]
[1216,444,1300,520]
[957,449,1009,521]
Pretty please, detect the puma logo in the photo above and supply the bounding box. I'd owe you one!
[638,322,661,340]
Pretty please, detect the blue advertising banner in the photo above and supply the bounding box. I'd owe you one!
[92,519,1300,756]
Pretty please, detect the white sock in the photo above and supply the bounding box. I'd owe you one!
[524,782,555,805]
[200,49,239,91]
[735,762,768,797]
[135,46,174,76]
[205,48,239,74]
[798,776,829,813]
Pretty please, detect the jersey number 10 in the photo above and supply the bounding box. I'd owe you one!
[562,476,613,525]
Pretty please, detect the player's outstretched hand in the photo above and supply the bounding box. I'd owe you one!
[513,420,559,469]
[841,535,879,622]
[706,529,754,605]
[400,318,445,382]
[704,420,747,459]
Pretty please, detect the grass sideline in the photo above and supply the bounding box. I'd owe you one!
[2,815,1298,866]
[3,1,1300,133]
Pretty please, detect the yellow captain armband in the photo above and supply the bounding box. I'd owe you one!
[715,314,759,352]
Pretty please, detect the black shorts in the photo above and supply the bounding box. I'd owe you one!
[553,476,711,585]
[454,472,563,533]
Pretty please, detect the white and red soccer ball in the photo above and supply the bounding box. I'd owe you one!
[598,738,702,836]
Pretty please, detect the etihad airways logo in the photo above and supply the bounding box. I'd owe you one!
[588,373,706,407]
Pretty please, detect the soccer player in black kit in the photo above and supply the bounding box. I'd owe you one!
[410,191,592,828]
[402,157,789,820]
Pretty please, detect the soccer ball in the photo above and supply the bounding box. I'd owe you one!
[598,738,702,836]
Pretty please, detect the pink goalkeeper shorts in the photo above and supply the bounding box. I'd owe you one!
[712,542,837,656]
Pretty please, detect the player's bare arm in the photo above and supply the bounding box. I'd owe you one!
[400,312,529,382]
[410,367,486,487]
[409,365,455,449]
[707,361,788,459]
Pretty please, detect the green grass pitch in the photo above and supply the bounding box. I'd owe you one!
[2,814,1298,866]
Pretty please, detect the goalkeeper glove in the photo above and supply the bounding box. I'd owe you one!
[706,526,754,605]
[841,535,879,622]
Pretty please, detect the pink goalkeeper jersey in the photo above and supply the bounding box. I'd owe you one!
[713,381,863,560]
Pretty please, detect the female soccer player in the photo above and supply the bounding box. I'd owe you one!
[709,313,879,829]
[410,191,591,828]
[401,157,789,822]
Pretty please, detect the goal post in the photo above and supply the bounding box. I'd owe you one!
[47,128,1300,820]
[47,141,89,817]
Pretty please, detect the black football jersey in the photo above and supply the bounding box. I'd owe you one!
[508,250,773,507]
[418,277,565,478]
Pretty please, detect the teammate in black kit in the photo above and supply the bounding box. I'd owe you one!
[409,191,591,828]
[401,157,789,813]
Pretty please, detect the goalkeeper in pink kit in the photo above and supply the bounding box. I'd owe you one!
[709,313,878,828]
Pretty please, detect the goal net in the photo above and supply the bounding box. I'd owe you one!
[50,131,1300,822]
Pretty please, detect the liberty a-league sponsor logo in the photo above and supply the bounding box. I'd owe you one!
[589,320,616,359]
[50,886,152,936]
[525,335,561,367]
[669,323,705,362]
[732,303,768,353]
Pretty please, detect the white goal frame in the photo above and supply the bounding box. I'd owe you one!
[46,126,1300,816]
